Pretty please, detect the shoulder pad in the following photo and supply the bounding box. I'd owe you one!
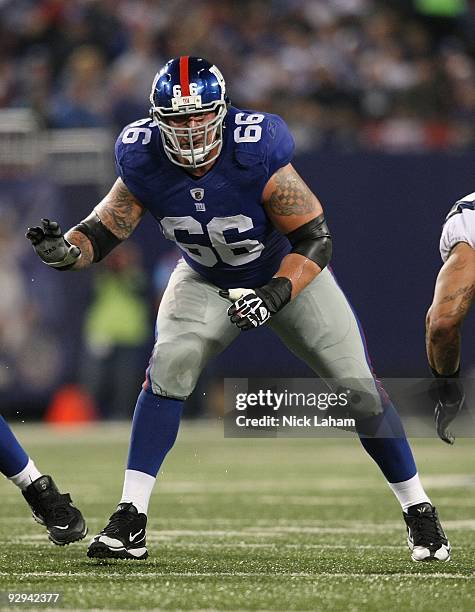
[445,192,475,222]
[440,193,475,262]
[115,118,162,199]
[228,108,295,175]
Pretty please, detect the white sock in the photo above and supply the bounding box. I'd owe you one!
[9,458,42,490]
[119,469,156,516]
[388,472,431,512]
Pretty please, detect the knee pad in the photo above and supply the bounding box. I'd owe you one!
[148,338,205,400]
[334,378,384,420]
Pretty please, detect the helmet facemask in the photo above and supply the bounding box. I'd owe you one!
[152,103,227,168]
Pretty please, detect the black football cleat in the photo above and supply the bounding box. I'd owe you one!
[87,503,148,560]
[22,475,87,546]
[403,502,451,561]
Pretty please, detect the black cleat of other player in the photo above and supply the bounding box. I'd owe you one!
[403,502,451,561]
[22,475,87,546]
[87,503,148,560]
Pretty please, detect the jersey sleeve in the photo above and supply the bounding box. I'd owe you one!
[114,130,128,183]
[114,121,159,206]
[266,115,295,177]
[114,130,143,200]
[439,193,475,262]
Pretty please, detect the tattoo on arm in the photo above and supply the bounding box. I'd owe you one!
[438,337,460,373]
[427,284,475,373]
[267,168,317,216]
[439,284,475,316]
[95,179,145,240]
[426,322,461,374]
[63,179,145,270]
[426,243,475,373]
[64,229,94,269]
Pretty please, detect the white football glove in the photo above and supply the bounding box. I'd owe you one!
[220,278,292,331]
[224,289,271,330]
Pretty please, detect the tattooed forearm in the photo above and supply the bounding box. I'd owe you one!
[426,243,475,374]
[426,321,461,374]
[426,284,475,373]
[94,178,146,240]
[458,284,475,315]
[436,337,460,373]
[64,229,94,269]
[267,168,317,216]
[440,283,475,316]
[61,179,145,269]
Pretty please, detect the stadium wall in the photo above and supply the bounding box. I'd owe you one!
[3,152,475,415]
[215,151,475,378]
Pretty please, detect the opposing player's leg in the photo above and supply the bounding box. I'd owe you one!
[269,268,450,561]
[0,415,87,545]
[88,259,239,559]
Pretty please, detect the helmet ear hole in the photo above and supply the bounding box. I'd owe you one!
[149,56,228,168]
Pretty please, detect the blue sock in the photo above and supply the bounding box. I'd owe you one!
[127,389,184,477]
[357,403,417,483]
[0,416,29,477]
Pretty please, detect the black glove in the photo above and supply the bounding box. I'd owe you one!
[431,368,464,445]
[220,277,292,331]
[26,219,81,269]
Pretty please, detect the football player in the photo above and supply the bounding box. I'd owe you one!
[0,415,87,544]
[27,57,450,562]
[426,192,475,444]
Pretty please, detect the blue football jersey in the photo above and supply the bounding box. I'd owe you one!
[115,106,295,289]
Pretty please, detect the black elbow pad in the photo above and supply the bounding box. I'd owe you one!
[286,214,332,269]
[72,212,122,263]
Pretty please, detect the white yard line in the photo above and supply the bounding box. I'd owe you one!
[2,520,475,532]
[8,535,404,549]
[0,571,471,580]
[256,496,364,505]
[152,475,475,493]
[154,480,384,492]
[421,475,475,488]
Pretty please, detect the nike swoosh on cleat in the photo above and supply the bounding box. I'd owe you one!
[129,529,144,542]
[53,525,70,530]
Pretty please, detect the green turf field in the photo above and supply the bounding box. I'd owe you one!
[0,422,473,611]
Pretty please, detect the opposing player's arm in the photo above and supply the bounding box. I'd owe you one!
[426,242,475,374]
[262,163,330,299]
[26,178,146,270]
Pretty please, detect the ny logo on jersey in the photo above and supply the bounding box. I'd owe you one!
[190,188,206,211]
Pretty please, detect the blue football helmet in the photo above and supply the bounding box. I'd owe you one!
[149,56,229,168]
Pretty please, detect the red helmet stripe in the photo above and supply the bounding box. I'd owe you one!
[179,55,190,96]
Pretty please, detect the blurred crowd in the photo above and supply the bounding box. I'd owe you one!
[0,0,474,151]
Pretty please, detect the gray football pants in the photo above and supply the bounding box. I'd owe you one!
[148,259,382,417]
